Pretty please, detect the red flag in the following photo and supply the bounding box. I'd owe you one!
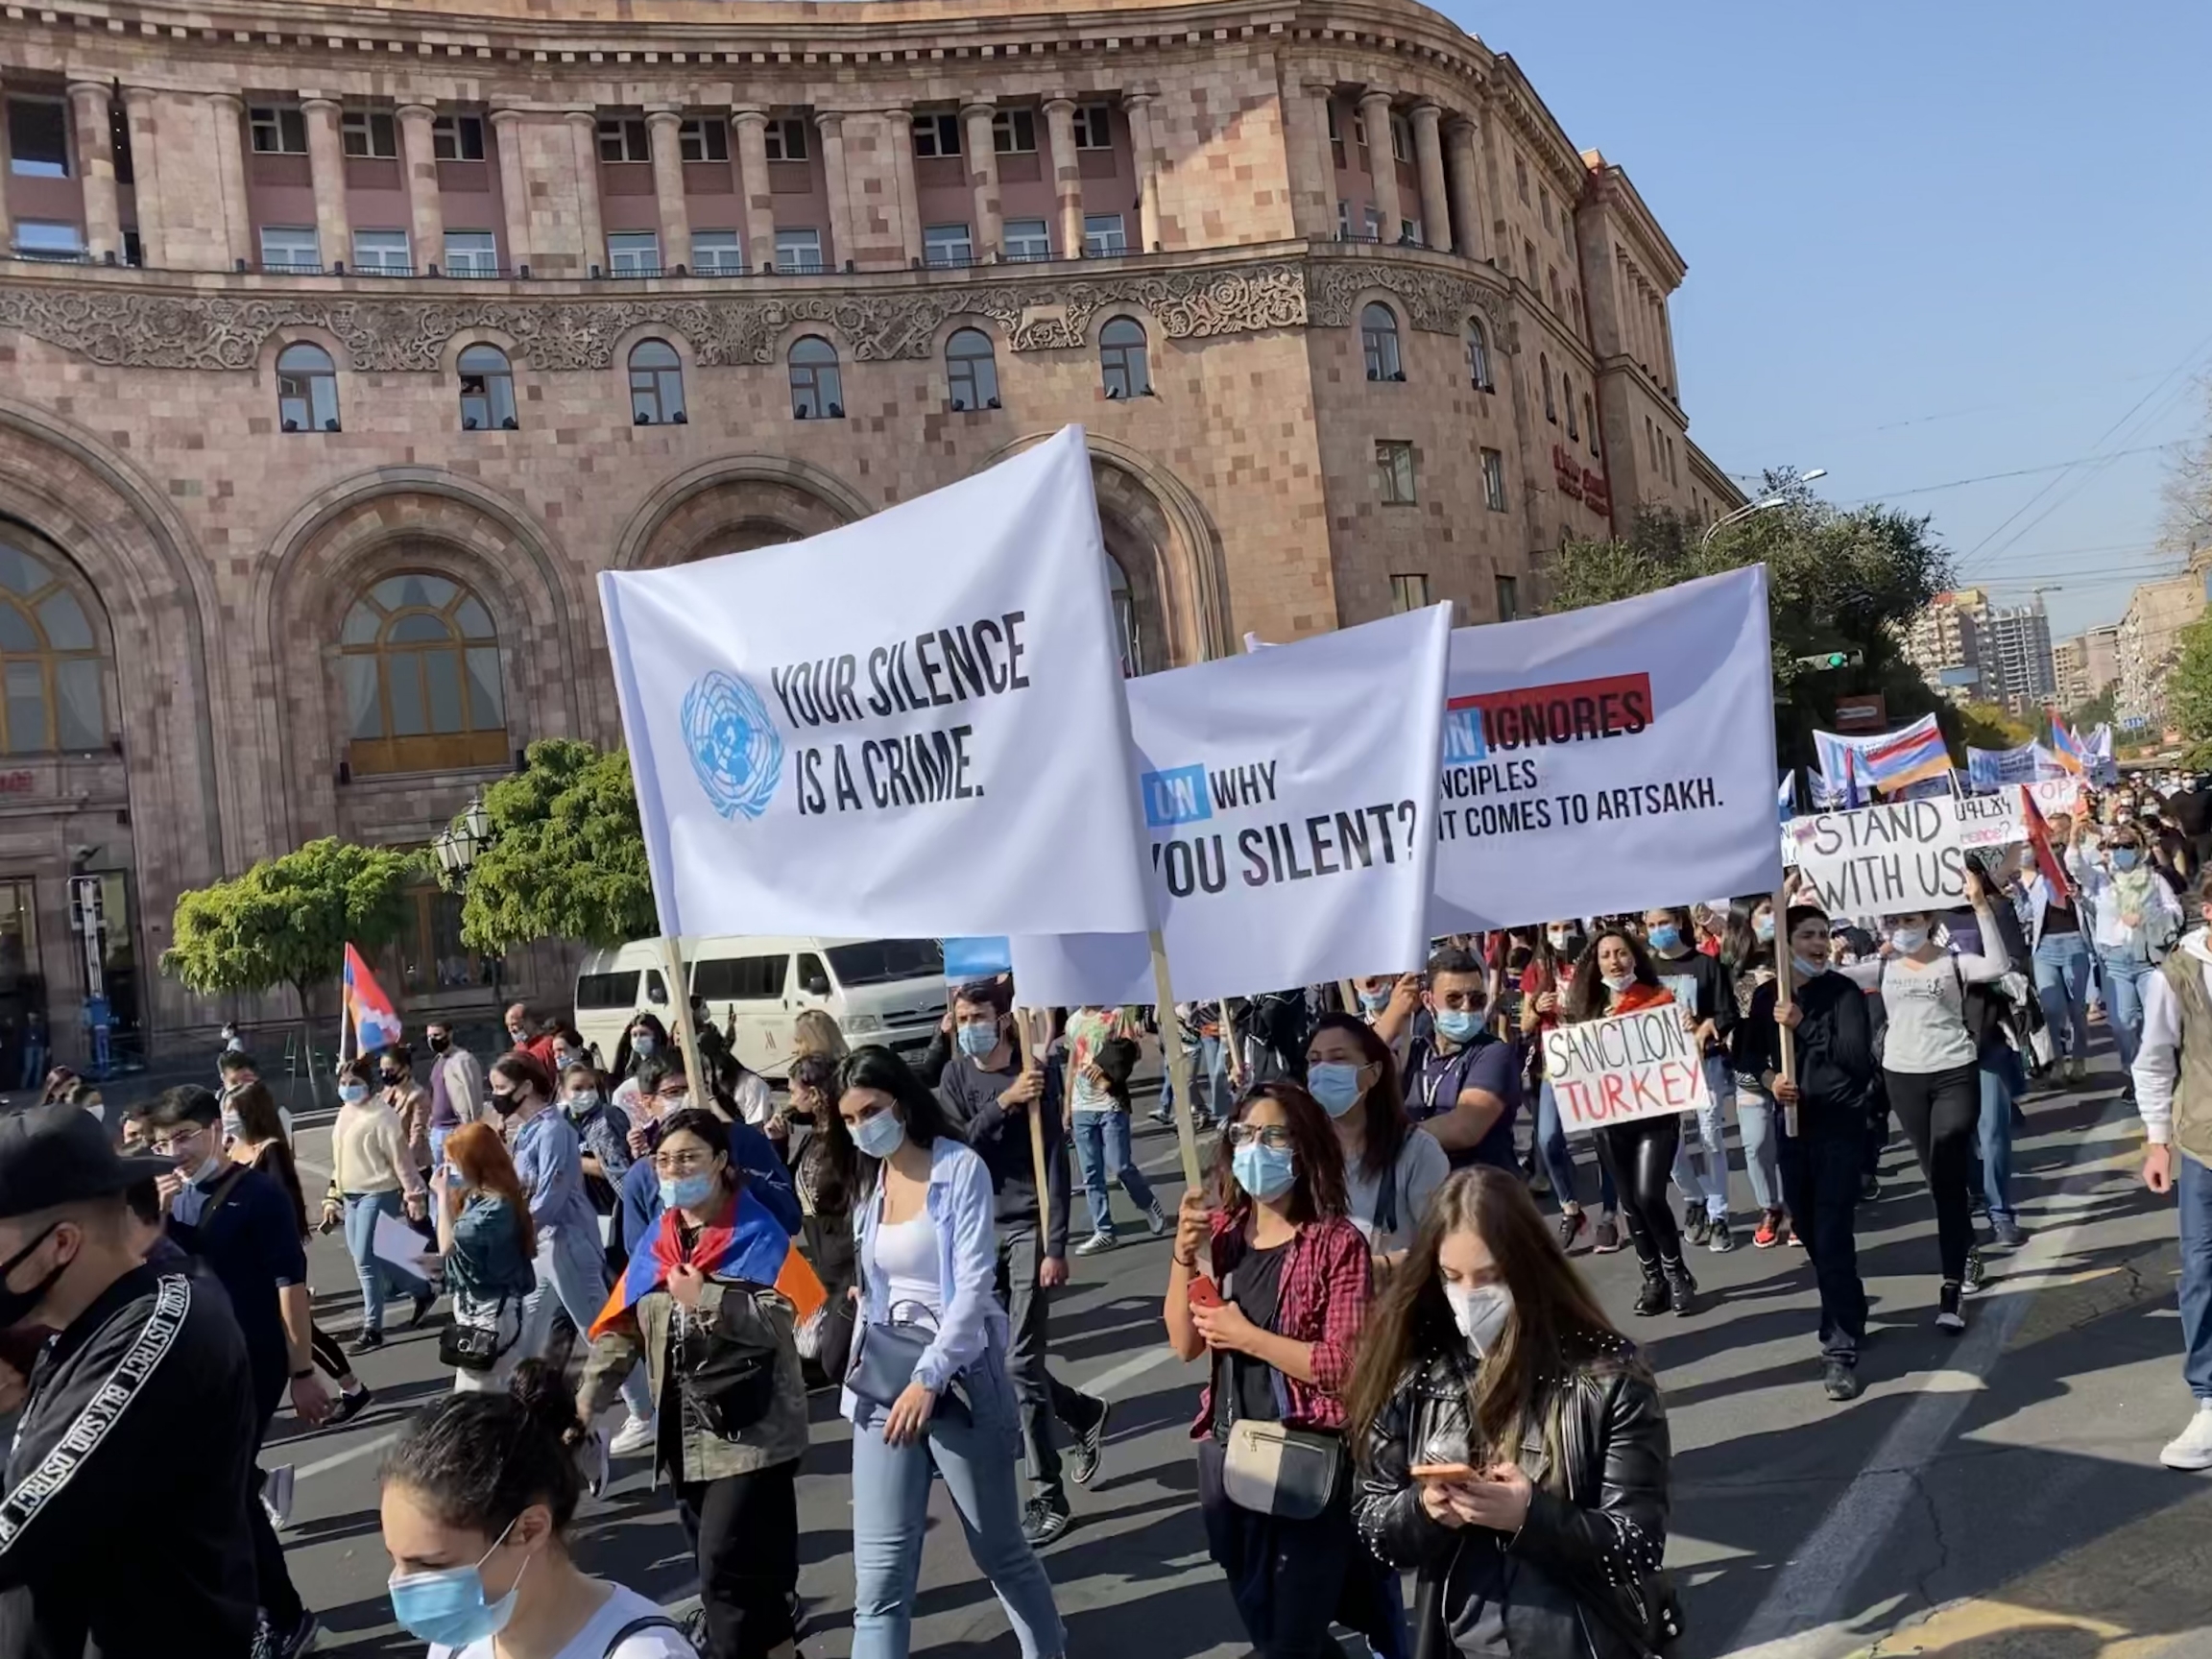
[2017,784,2074,899]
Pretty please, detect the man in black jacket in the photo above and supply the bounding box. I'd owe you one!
[0,1105,262,1657]
[1747,905,1878,1403]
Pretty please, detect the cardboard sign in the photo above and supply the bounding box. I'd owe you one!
[1541,1000,1713,1133]
[1786,800,1964,918]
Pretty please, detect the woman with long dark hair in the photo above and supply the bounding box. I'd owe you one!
[1645,903,1738,1253]
[836,1046,1063,1659]
[1164,1081,1387,1659]
[1563,927,1697,1316]
[1520,921,1619,1255]
[1306,1013,1446,1267]
[1346,1168,1671,1659]
[785,1049,859,1380]
[612,1011,672,1122]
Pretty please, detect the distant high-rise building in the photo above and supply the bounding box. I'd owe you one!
[2055,621,2122,711]
[2119,567,2212,727]
[1903,588,2055,712]
[1904,589,1986,706]
[1984,601,2056,712]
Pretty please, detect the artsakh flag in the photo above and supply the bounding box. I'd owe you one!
[590,1182,827,1340]
[342,943,403,1055]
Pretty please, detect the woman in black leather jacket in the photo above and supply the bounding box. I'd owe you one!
[1346,1166,1674,1658]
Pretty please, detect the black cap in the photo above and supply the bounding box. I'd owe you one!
[0,1105,170,1219]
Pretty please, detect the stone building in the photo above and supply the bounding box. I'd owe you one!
[2118,567,2211,730]
[0,0,1729,1065]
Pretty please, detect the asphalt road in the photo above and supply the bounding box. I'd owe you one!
[267,1037,2212,1659]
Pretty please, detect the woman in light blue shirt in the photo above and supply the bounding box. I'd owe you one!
[838,1046,1064,1659]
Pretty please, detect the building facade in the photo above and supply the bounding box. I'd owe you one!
[1904,588,2055,715]
[0,0,1724,1065]
[2118,567,2212,729]
[1905,589,1986,706]
[1982,599,2056,714]
[2053,621,2120,712]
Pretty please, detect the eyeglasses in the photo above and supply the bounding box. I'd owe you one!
[653,1150,713,1174]
[150,1128,211,1156]
[1225,1123,1293,1151]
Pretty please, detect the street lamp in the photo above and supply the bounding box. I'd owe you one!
[1700,468,1828,548]
[434,795,502,1012]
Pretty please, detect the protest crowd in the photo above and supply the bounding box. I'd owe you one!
[2,438,2210,1659]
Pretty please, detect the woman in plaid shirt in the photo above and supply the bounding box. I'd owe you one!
[1165,1081,1399,1658]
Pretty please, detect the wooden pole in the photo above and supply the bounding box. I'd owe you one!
[1149,930,1204,1190]
[1010,1006,1055,1232]
[1772,888,1798,1139]
[660,935,712,1115]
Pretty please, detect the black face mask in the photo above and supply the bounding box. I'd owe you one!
[0,1224,66,1332]
[489,1089,522,1118]
[379,1072,401,1087]
[427,1034,450,1054]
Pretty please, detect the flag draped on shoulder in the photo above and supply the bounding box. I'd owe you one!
[591,1183,825,1341]
[342,943,402,1055]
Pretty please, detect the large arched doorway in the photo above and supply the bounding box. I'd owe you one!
[616,458,871,570]
[1088,452,1231,669]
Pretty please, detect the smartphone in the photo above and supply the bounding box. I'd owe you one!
[1187,1276,1224,1312]
[1409,1462,1479,1483]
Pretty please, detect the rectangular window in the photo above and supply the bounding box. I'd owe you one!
[1002,218,1052,262]
[6,98,70,178]
[679,117,729,162]
[1336,200,1351,239]
[1363,204,1385,242]
[1481,447,1507,513]
[1402,217,1421,248]
[912,112,962,157]
[443,230,498,276]
[1525,239,1538,284]
[1495,574,1521,622]
[606,231,661,276]
[991,108,1037,154]
[1515,156,1529,204]
[1083,213,1126,256]
[1327,100,1343,163]
[689,229,743,274]
[1539,186,1551,229]
[1073,105,1113,149]
[1389,573,1431,613]
[351,228,412,273]
[259,226,321,272]
[341,109,398,158]
[1388,112,1412,164]
[924,223,973,268]
[1549,268,1563,312]
[249,105,309,156]
[597,117,650,163]
[764,118,808,162]
[691,952,790,1001]
[432,114,485,161]
[774,227,822,273]
[1376,441,1416,506]
[11,220,84,261]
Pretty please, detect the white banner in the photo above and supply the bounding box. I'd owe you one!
[1431,566,1783,931]
[1786,800,1965,917]
[1008,606,1454,1006]
[1541,1001,1713,1133]
[600,427,1150,938]
[1951,780,2084,849]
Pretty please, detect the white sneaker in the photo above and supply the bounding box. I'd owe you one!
[2160,1402,2212,1471]
[260,1463,295,1530]
[609,1412,657,1457]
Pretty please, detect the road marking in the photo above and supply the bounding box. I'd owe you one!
[1084,1343,1184,1400]
[294,1431,398,1482]
[1729,1096,2143,1658]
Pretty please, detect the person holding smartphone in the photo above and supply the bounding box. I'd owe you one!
[1346,1166,1671,1658]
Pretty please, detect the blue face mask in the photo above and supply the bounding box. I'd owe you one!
[338,1082,369,1106]
[1358,989,1390,1015]
[2113,848,2142,872]
[660,1170,717,1211]
[633,1034,658,1057]
[387,1521,525,1648]
[956,1021,999,1058]
[1231,1142,1297,1202]
[1306,1062,1365,1118]
[1755,914,1776,943]
[853,1110,906,1160]
[1647,925,1682,953]
[1433,1008,1481,1044]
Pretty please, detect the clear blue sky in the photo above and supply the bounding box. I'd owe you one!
[1441,0,2212,638]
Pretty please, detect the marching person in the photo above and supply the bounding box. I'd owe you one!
[936,979,1109,1547]
[1345,1166,1672,1659]
[783,1051,860,1382]
[322,1055,435,1352]
[560,1055,633,1252]
[1306,1012,1448,1267]
[1065,1003,1167,1256]
[1743,906,1879,1400]
[1405,946,1521,1175]
[837,1046,1066,1659]
[436,1121,538,1393]
[0,1106,265,1655]
[612,1012,673,1119]
[1520,922,1620,1254]
[382,1042,435,1179]
[580,1109,809,1658]
[1645,905,1740,1253]
[2079,817,2184,1085]
[1163,1081,1389,1659]
[1723,897,1791,1246]
[423,1018,486,1174]
[615,1054,801,1256]
[2020,817,2094,1083]
[1840,865,2012,1332]
[1563,927,1698,1315]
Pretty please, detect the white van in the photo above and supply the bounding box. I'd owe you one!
[573,936,948,1080]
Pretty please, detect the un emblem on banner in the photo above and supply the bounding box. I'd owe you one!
[681,671,782,822]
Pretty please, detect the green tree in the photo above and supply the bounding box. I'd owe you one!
[445,738,656,953]
[1548,469,1955,776]
[2168,614,2212,747]
[162,837,419,1098]
[2066,687,2117,734]
[1956,702,2034,753]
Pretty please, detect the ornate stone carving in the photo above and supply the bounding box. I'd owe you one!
[1307,257,1509,337]
[0,259,1311,372]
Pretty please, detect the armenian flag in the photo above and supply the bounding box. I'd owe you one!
[341,942,403,1056]
[2047,716,2087,777]
[590,1183,827,1340]
[1857,714,1952,792]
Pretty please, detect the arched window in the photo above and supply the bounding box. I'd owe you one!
[789,336,845,421]
[1100,316,1150,399]
[457,344,517,431]
[276,343,339,433]
[1466,320,1492,392]
[1564,374,1578,440]
[339,572,508,776]
[0,537,105,754]
[628,339,686,425]
[1360,303,1403,382]
[946,328,1000,412]
[1541,354,1556,422]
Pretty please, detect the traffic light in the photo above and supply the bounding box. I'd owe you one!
[1794,649,1863,669]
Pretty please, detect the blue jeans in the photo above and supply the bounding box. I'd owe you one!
[2181,1151,2212,1401]
[2102,953,2155,1074]
[851,1392,1065,1659]
[2033,931,2093,1062]
[1536,1081,1616,1212]
[342,1190,429,1334]
[1071,1110,1157,1238]
[1161,1034,1227,1122]
[1668,1056,1736,1219]
[1974,1044,2020,1223]
[1737,1088,1783,1213]
[518,1227,652,1418]
[17,1039,43,1092]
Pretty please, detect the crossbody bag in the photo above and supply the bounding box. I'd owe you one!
[1215,1252,1343,1522]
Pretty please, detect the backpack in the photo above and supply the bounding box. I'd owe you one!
[603,1614,699,1657]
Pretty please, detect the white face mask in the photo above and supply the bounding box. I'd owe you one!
[1445,1283,1514,1357]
